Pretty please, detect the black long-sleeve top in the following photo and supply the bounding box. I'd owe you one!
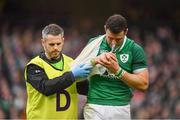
[25,52,88,96]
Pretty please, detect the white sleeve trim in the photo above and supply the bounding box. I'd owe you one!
[133,68,147,73]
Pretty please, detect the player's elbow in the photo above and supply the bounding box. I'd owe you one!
[141,83,149,91]
[138,72,149,91]
[139,79,149,91]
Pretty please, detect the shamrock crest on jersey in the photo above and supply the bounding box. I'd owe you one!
[120,54,129,63]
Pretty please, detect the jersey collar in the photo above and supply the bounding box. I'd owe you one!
[103,35,127,52]
[118,36,127,52]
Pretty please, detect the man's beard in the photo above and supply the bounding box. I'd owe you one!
[51,51,60,59]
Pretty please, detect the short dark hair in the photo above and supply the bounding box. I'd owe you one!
[42,24,64,39]
[105,14,127,34]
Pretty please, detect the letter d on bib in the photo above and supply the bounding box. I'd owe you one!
[56,90,70,111]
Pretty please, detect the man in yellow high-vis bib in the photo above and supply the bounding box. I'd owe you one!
[24,24,92,119]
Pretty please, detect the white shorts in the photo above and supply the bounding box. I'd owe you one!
[84,103,131,120]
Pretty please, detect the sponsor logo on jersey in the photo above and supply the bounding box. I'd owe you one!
[120,54,129,63]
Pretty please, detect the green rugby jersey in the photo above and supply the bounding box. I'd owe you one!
[87,35,147,106]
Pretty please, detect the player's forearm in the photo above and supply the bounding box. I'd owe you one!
[121,69,149,91]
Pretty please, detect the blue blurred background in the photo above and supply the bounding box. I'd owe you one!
[0,0,179,119]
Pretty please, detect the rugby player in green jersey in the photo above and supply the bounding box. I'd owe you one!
[83,14,149,119]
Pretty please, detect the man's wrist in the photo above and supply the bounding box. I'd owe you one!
[115,68,125,79]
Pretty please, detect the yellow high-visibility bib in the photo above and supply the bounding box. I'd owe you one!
[24,54,78,119]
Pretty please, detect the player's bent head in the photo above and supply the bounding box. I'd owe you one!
[105,14,128,34]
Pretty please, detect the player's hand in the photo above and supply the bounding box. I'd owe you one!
[92,52,119,73]
[92,52,116,66]
[101,53,120,74]
[71,64,93,78]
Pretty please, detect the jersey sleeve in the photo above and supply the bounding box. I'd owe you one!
[132,43,148,72]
